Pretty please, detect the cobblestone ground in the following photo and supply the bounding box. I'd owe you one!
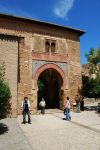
[17,112,100,150]
[0,118,32,150]
[0,101,100,150]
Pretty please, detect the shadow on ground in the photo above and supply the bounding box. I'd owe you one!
[0,123,8,135]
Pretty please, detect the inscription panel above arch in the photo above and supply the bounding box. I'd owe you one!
[32,60,67,78]
[33,62,68,90]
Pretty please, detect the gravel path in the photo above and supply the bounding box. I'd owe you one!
[17,113,100,150]
[0,101,100,150]
[0,118,32,150]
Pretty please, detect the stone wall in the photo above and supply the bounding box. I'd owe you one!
[32,33,67,54]
[57,39,67,54]
[33,35,43,52]
[67,36,82,102]
[31,32,82,104]
[0,35,18,117]
[17,36,34,114]
[0,16,83,115]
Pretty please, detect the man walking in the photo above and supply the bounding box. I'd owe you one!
[21,97,31,124]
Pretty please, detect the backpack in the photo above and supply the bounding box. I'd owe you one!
[65,101,71,109]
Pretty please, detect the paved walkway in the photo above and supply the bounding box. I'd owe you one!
[17,105,100,150]
[71,110,100,132]
[0,118,32,150]
[68,100,100,132]
[0,101,100,150]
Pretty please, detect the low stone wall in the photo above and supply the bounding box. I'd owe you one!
[84,98,100,104]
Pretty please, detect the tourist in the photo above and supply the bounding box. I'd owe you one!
[80,96,84,111]
[65,96,71,120]
[39,98,46,114]
[21,97,31,124]
[75,95,80,113]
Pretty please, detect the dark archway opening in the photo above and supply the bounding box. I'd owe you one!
[37,68,63,109]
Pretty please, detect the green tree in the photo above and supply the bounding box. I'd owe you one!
[83,47,100,98]
[85,48,100,75]
[0,63,11,119]
[38,79,44,98]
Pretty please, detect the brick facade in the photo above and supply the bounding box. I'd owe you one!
[0,14,85,117]
[0,35,18,117]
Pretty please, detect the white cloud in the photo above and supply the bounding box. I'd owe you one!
[54,0,75,18]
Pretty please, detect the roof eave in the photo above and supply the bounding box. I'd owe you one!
[0,13,86,36]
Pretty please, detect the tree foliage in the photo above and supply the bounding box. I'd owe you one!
[82,77,100,98]
[0,63,11,118]
[83,47,100,98]
[85,48,100,75]
[38,79,44,98]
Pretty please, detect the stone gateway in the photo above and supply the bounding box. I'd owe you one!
[0,13,85,117]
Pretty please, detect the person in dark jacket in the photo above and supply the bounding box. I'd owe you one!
[21,97,31,124]
[80,96,84,111]
[75,95,80,113]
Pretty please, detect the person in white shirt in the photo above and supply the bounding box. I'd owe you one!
[21,97,31,124]
[65,96,71,121]
[39,98,46,114]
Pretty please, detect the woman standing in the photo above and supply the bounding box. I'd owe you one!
[65,97,71,121]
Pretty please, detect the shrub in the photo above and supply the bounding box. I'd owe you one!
[0,63,11,118]
[82,76,100,98]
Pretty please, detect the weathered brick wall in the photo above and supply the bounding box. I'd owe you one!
[67,35,82,102]
[18,36,34,114]
[57,39,67,54]
[33,34,67,54]
[0,16,83,115]
[0,35,18,117]
[0,18,37,115]
[32,33,69,108]
[33,35,43,52]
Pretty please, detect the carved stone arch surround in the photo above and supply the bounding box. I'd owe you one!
[33,63,68,90]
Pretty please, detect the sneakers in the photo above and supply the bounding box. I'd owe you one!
[22,121,31,124]
[22,121,26,124]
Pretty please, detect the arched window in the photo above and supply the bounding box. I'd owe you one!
[45,40,56,52]
[45,41,50,52]
[51,42,55,52]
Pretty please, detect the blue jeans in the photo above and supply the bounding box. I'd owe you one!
[66,109,71,120]
[23,110,31,123]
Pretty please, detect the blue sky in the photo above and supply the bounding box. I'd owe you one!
[0,0,100,64]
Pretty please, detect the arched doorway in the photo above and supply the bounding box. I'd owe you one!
[33,63,68,111]
[37,68,63,109]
